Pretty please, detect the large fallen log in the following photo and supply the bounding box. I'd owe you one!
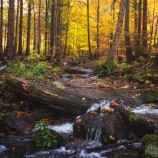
[111,105,158,138]
[6,76,94,115]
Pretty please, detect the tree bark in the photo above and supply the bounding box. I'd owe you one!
[87,0,93,59]
[142,0,148,54]
[15,0,20,53]
[0,0,3,59]
[33,0,36,52]
[136,0,142,56]
[149,0,155,52]
[125,0,133,63]
[17,0,23,55]
[6,76,93,115]
[109,0,126,60]
[26,0,32,56]
[63,0,70,58]
[37,0,41,54]
[6,0,15,59]
[96,0,100,58]
[45,0,48,54]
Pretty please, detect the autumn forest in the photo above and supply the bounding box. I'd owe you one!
[0,0,157,62]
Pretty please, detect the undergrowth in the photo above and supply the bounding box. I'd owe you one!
[7,60,62,78]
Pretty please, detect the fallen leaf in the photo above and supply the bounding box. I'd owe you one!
[109,135,116,141]
[76,118,82,123]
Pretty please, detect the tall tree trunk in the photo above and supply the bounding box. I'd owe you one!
[154,16,158,46]
[125,0,133,63]
[96,0,100,58]
[45,0,48,54]
[26,0,32,56]
[109,0,126,60]
[136,0,142,56]
[33,0,36,52]
[37,0,41,54]
[87,0,93,59]
[142,0,148,54]
[15,0,20,54]
[63,0,70,58]
[0,0,3,59]
[17,0,23,55]
[50,0,55,56]
[6,0,15,59]
[149,0,155,52]
[54,0,61,61]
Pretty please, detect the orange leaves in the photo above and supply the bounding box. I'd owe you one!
[109,135,116,141]
[76,118,82,123]
[17,111,21,118]
[111,101,119,107]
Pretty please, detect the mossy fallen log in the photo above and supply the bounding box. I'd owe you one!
[111,105,158,138]
[6,76,93,115]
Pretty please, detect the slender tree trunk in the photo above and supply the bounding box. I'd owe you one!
[45,0,48,54]
[33,0,36,52]
[63,1,70,58]
[87,0,93,59]
[17,0,23,55]
[109,0,126,60]
[154,16,158,46]
[142,0,148,54]
[15,0,20,53]
[136,0,142,56]
[50,0,55,56]
[96,0,100,58]
[125,0,133,63]
[149,0,155,52]
[54,0,61,61]
[6,0,15,59]
[37,0,41,54]
[0,0,3,59]
[26,0,32,56]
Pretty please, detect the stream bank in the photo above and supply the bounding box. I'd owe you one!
[0,63,158,158]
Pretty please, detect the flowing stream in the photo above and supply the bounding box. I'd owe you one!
[24,100,127,158]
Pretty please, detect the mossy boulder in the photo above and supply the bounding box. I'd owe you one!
[142,134,158,158]
[140,90,158,103]
[32,128,63,150]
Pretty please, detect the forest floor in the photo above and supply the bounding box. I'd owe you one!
[0,57,158,157]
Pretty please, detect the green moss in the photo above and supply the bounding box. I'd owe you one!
[95,58,125,77]
[129,114,139,122]
[32,120,61,149]
[142,134,158,158]
[140,90,157,103]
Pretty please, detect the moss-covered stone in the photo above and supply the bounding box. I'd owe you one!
[140,90,158,103]
[95,58,125,77]
[33,129,62,150]
[142,134,158,158]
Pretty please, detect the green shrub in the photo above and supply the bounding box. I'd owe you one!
[32,120,60,149]
[7,60,62,78]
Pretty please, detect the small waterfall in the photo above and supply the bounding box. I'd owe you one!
[86,100,111,113]
[85,100,111,147]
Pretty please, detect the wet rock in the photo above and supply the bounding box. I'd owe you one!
[141,134,158,158]
[51,81,65,89]
[140,90,158,103]
[3,135,34,158]
[32,128,63,150]
[0,117,6,133]
[106,151,140,158]
[5,111,35,134]
[73,111,130,144]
